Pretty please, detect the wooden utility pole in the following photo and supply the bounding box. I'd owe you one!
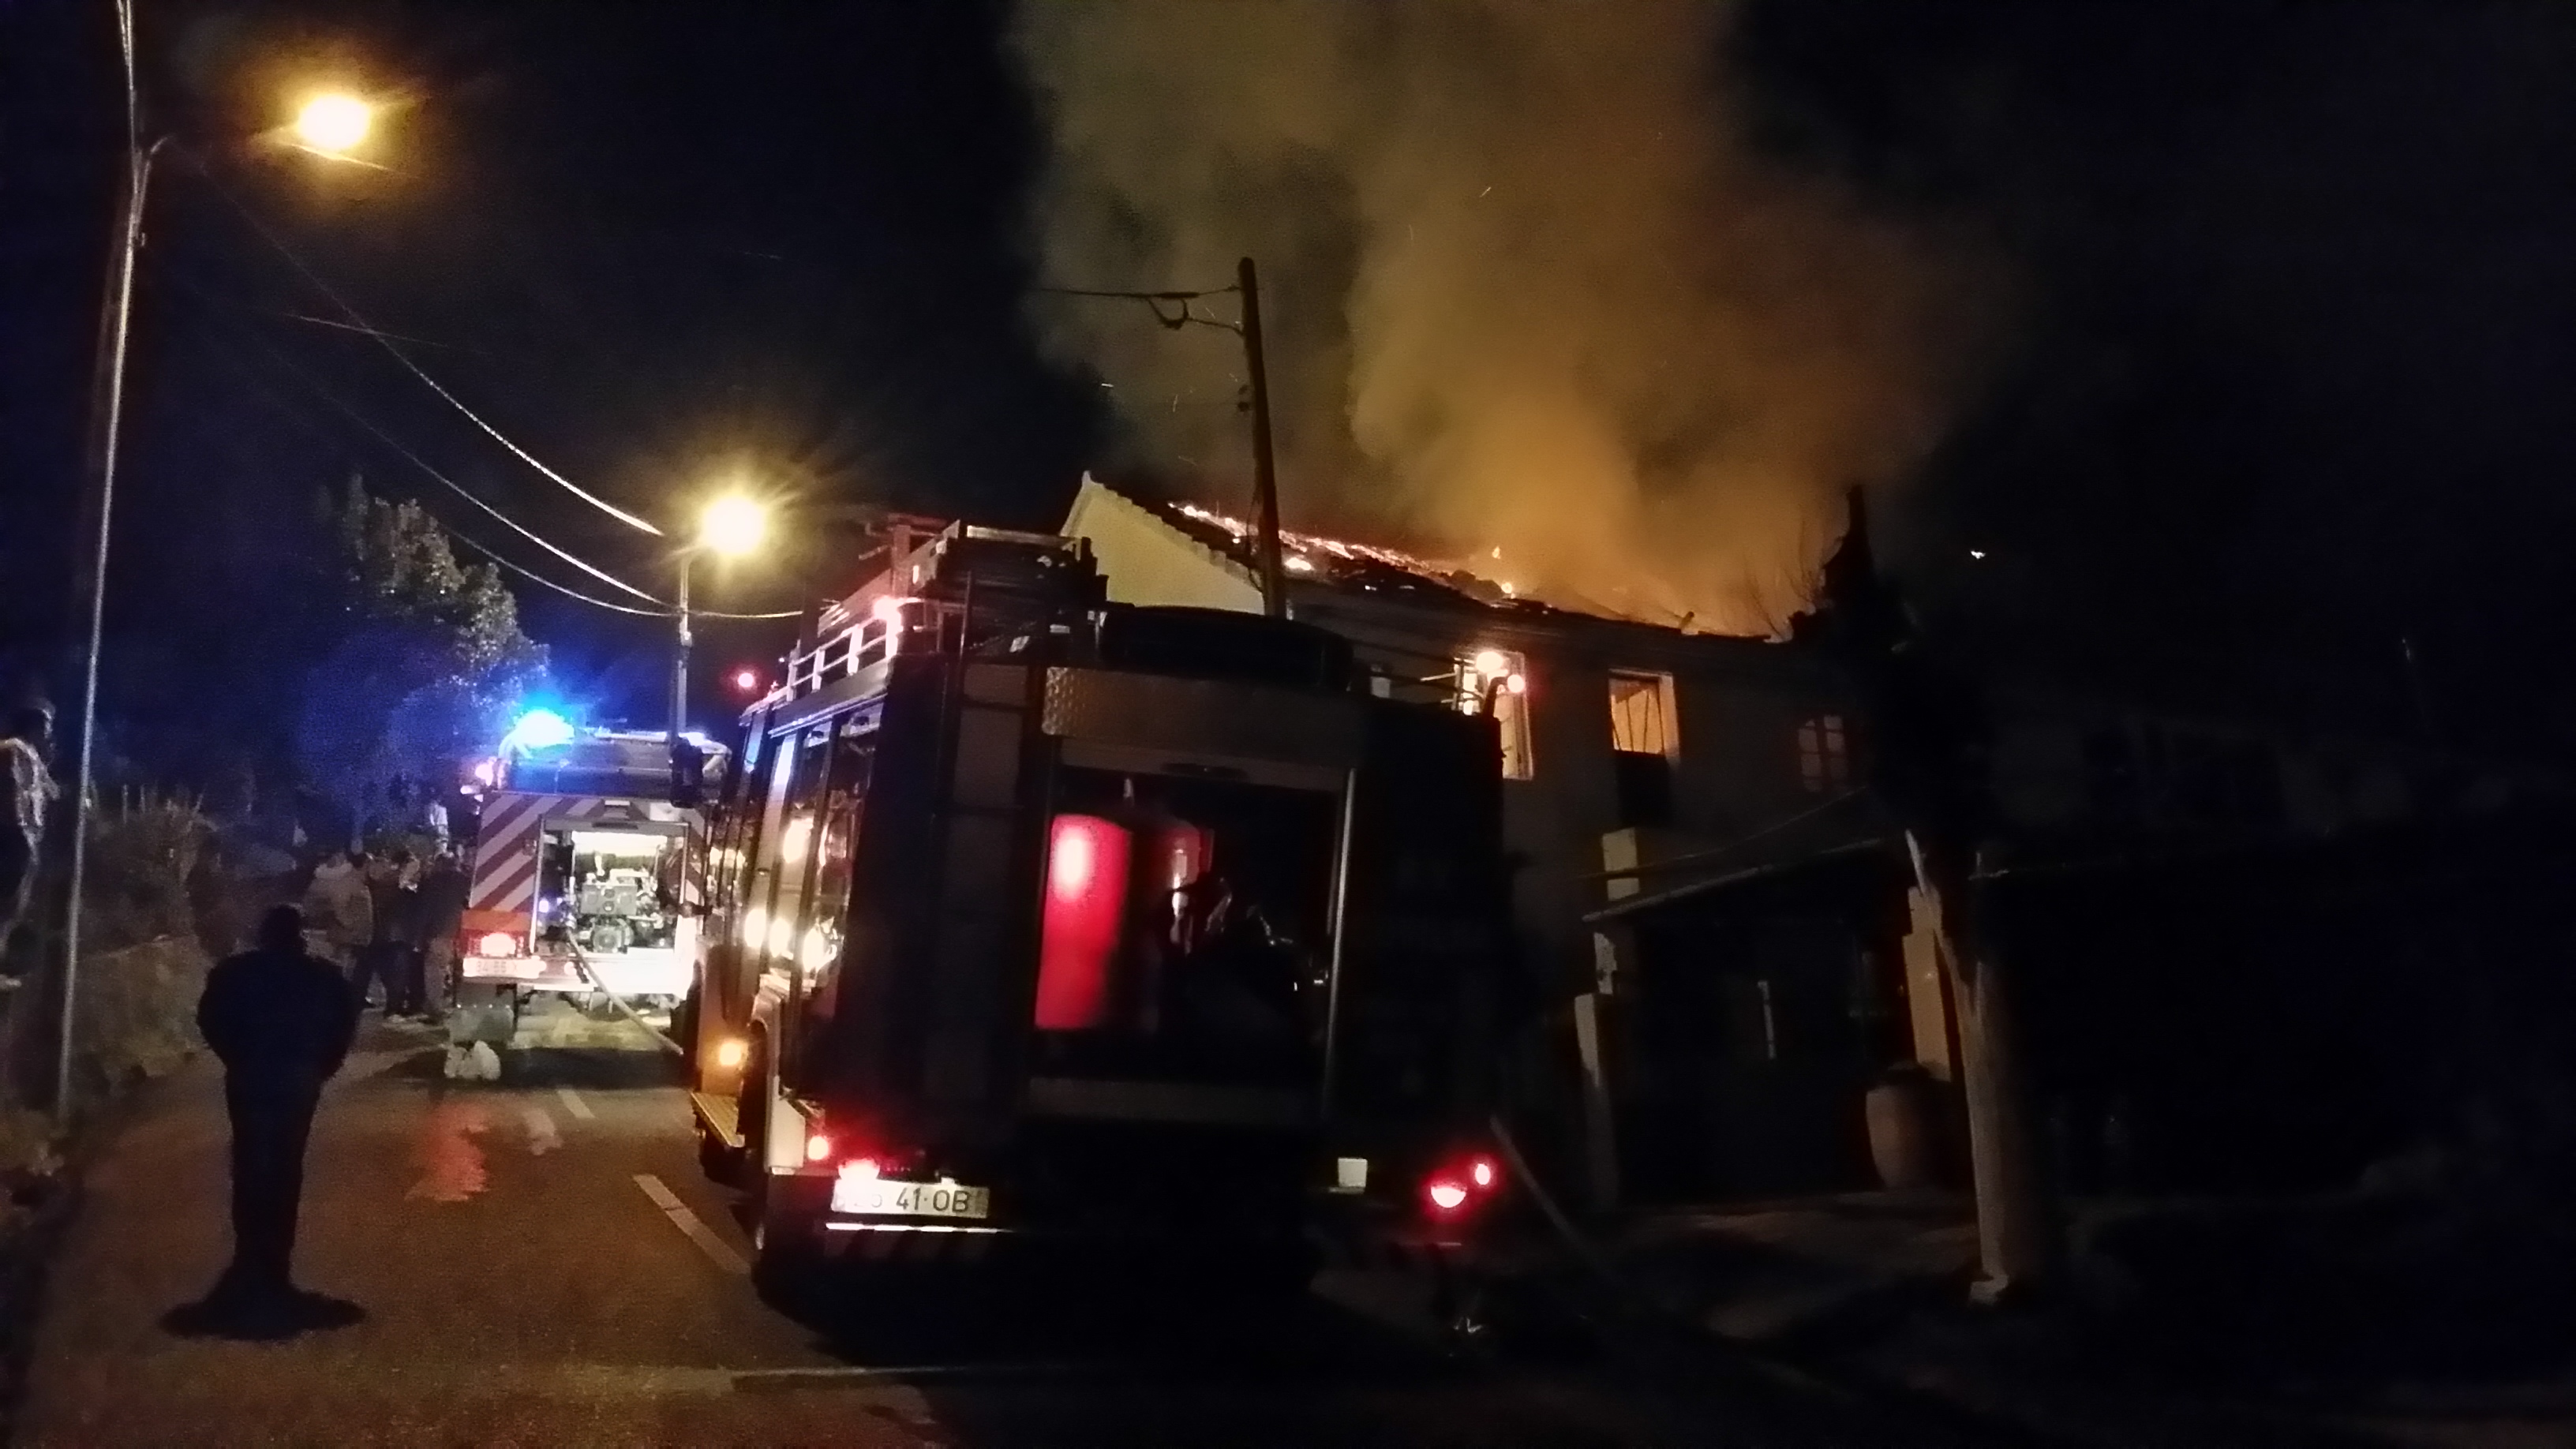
[1237,256,1288,618]
[1813,489,2054,1302]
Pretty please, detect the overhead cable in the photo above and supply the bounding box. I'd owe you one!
[192,162,668,537]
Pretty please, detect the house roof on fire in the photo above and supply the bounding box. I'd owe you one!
[1061,474,1708,633]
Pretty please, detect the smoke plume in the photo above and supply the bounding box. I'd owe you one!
[1015,0,1997,633]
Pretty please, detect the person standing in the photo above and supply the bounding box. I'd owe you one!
[195,905,357,1309]
[382,850,427,1017]
[301,850,373,978]
[0,703,58,968]
[415,848,469,1023]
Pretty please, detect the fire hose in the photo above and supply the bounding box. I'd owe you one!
[560,942,688,1058]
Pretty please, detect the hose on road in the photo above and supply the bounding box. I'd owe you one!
[560,944,688,1058]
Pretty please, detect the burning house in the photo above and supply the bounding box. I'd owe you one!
[1065,475,2576,1211]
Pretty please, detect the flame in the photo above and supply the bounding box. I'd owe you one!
[1173,501,1598,616]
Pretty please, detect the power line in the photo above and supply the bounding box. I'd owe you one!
[249,335,803,620]
[1034,282,1244,333]
[228,346,799,623]
[229,324,668,603]
[438,527,669,616]
[189,159,668,537]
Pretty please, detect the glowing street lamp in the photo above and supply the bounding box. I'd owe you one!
[698,493,768,558]
[291,92,374,155]
[58,80,387,1116]
[671,492,772,754]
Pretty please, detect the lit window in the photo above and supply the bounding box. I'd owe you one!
[1608,672,1677,757]
[1457,648,1534,781]
[1798,714,1852,794]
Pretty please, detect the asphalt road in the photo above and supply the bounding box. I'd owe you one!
[15,1000,1966,1448]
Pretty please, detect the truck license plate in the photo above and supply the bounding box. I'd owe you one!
[830,1178,991,1220]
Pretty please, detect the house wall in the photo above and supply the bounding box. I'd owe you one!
[1063,480,1267,615]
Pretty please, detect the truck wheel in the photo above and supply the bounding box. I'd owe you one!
[749,1190,829,1314]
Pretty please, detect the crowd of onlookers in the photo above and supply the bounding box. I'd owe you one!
[298,846,468,1023]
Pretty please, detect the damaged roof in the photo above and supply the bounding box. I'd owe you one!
[1096,477,1681,629]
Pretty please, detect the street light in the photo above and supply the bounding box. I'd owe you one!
[290,93,374,155]
[58,84,381,1116]
[670,493,769,758]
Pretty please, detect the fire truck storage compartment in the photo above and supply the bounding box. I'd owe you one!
[536,824,681,957]
[1032,766,1340,1086]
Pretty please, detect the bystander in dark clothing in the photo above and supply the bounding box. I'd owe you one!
[416,851,469,1020]
[354,851,417,1013]
[196,905,357,1304]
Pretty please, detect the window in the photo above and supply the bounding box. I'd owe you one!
[1608,672,1678,757]
[1458,648,1534,781]
[1797,713,1852,794]
[793,728,877,1000]
[1609,672,1678,826]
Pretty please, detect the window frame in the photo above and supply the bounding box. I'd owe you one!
[1797,713,1853,795]
[1608,669,1679,759]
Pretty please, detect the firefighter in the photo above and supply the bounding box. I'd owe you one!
[0,703,57,969]
[195,905,358,1310]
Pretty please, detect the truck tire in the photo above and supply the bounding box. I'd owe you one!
[749,1185,829,1315]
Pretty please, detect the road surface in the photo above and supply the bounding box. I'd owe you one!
[17,1000,1964,1447]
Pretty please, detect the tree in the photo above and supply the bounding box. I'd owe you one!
[294,479,546,844]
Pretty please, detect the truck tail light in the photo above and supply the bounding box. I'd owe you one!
[803,1133,834,1164]
[1425,1151,1503,1218]
[711,1038,747,1070]
[477,932,519,957]
[837,1156,881,1180]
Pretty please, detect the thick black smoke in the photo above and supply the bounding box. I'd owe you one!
[1015,0,2003,633]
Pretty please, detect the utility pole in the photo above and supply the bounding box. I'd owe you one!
[1237,256,1287,619]
[1812,489,2053,1302]
[669,552,694,754]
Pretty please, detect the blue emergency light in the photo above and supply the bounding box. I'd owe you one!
[501,708,575,753]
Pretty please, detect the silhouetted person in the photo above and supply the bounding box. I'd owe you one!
[416,849,469,1022]
[196,905,357,1307]
[0,703,58,969]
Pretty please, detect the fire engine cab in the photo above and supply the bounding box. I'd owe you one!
[454,721,729,1004]
[684,522,1513,1310]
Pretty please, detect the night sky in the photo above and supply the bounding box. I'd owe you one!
[5,1,2575,755]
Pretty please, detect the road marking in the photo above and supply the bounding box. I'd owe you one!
[634,1173,747,1275]
[522,1106,561,1155]
[555,1086,596,1120]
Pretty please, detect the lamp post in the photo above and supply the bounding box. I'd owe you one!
[670,494,768,755]
[56,91,376,1116]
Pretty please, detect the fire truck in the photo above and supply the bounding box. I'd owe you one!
[454,722,729,1005]
[683,522,1511,1306]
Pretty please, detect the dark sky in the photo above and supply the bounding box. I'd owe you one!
[6,0,2576,754]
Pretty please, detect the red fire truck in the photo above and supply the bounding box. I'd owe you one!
[684,522,1511,1308]
[454,724,728,1006]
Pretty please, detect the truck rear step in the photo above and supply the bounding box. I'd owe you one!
[689,1090,743,1151]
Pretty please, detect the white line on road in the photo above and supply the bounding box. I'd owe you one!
[522,1106,561,1155]
[635,1173,747,1275]
[555,1086,596,1121]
